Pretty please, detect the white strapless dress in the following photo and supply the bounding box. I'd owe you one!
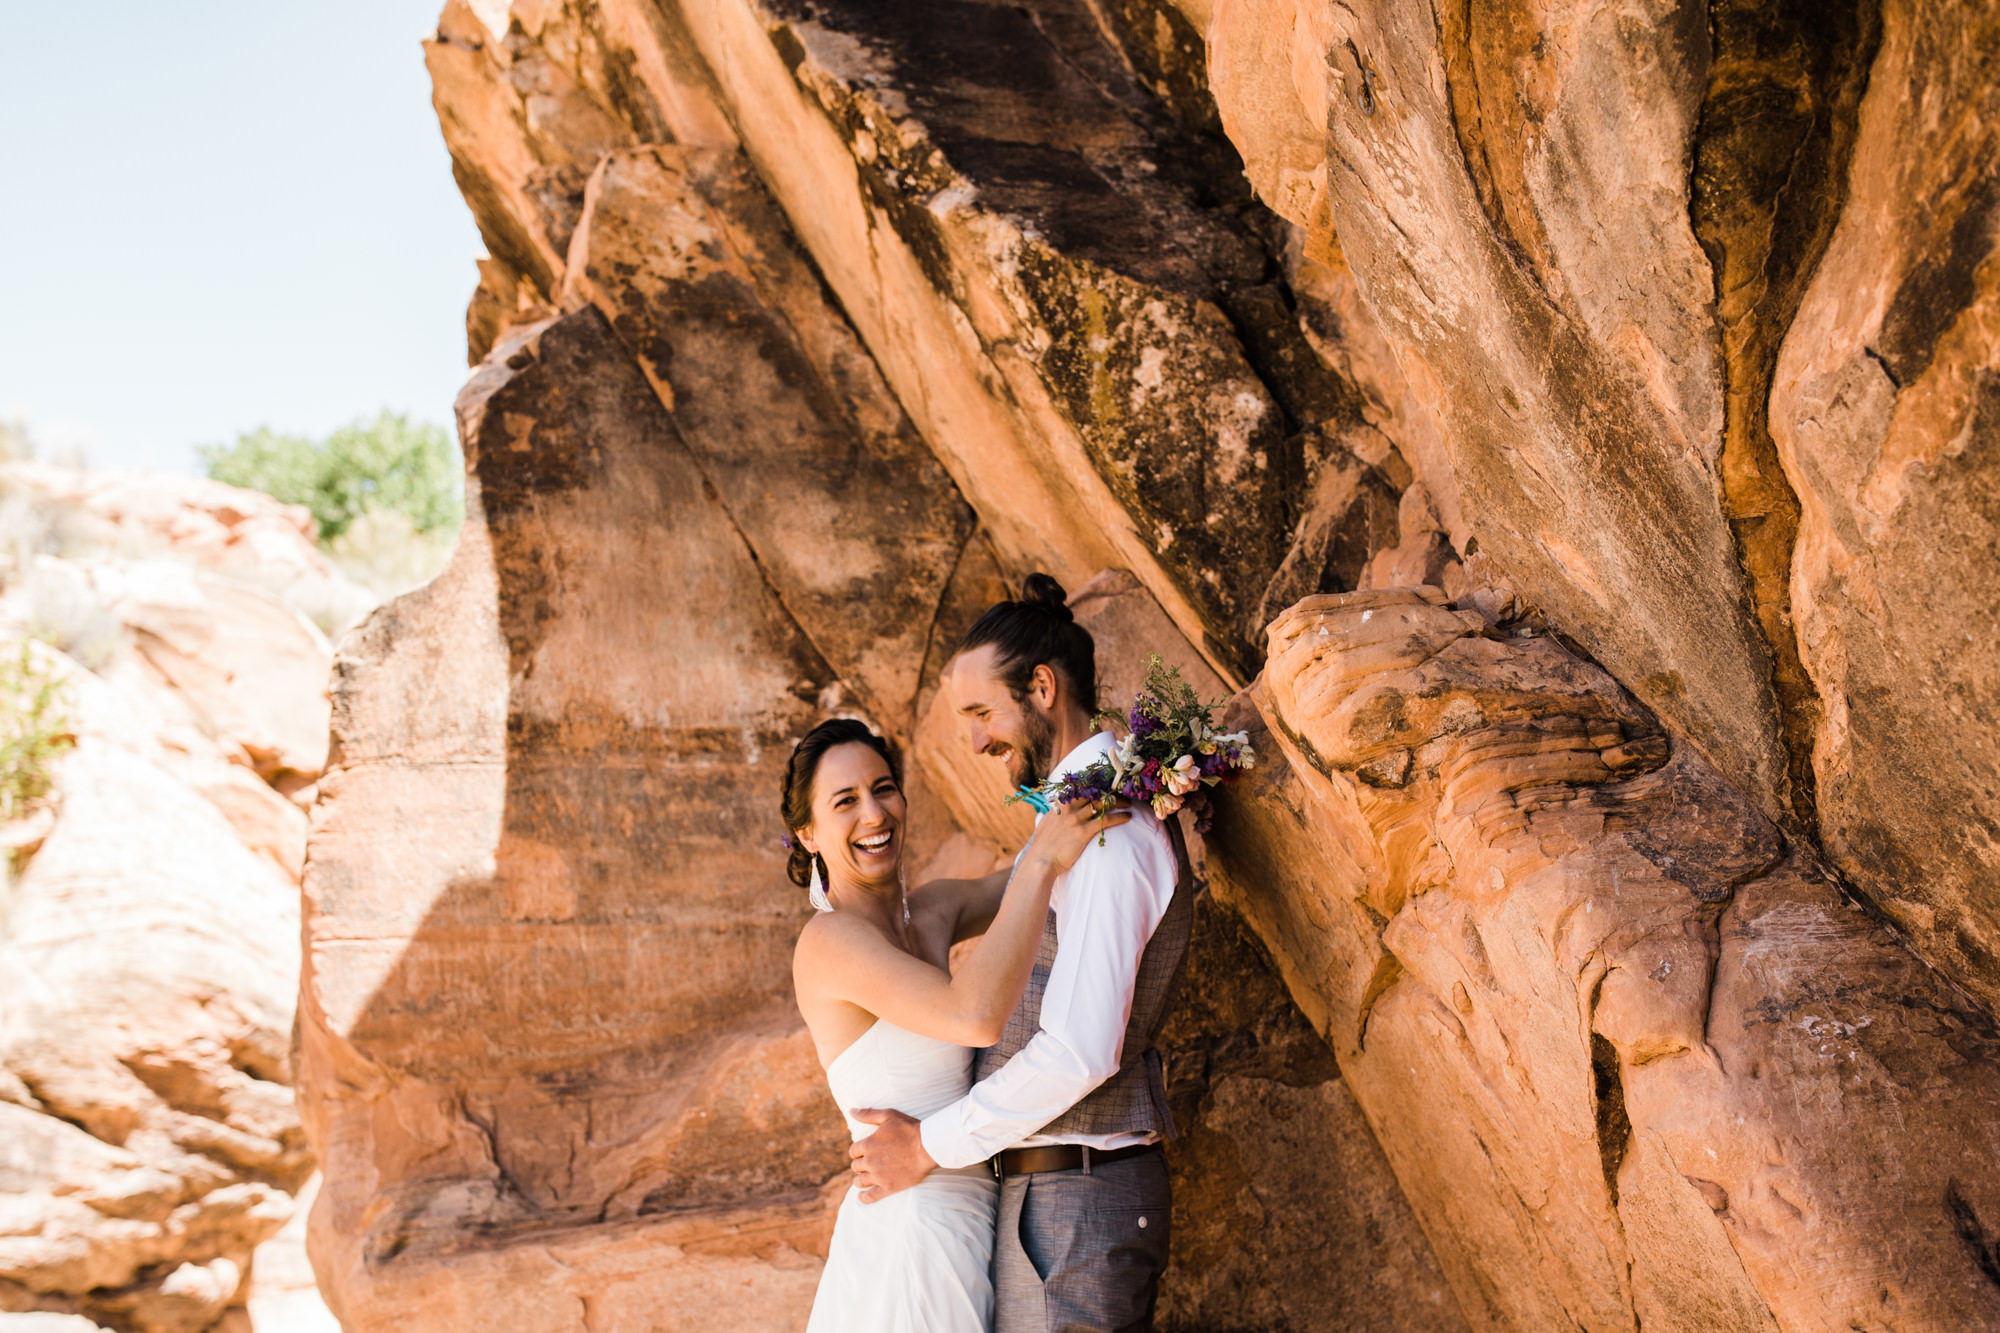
[806,1020,998,1333]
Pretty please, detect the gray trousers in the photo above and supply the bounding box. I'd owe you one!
[994,1149,1172,1333]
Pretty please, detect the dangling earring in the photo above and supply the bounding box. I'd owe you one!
[809,854,833,913]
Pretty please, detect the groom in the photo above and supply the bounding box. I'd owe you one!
[850,573,1192,1332]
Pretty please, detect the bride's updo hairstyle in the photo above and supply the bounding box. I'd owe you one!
[952,573,1098,711]
[780,718,903,888]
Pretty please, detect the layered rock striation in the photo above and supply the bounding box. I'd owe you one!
[1191,0,2000,1018]
[1219,589,2000,1328]
[302,0,2000,1328]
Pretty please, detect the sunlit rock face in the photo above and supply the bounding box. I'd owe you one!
[304,0,2000,1327]
[1215,589,2000,1330]
[425,0,1423,684]
[0,473,331,1332]
[1768,0,2000,1018]
[1186,0,2000,1018]
[298,150,981,1326]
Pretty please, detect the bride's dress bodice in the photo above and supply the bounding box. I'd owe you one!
[823,1020,976,1141]
[808,1018,995,1333]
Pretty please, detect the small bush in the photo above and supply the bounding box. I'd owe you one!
[0,642,75,822]
[201,411,464,542]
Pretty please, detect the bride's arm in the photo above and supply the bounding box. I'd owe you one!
[935,867,1010,945]
[794,801,1126,1049]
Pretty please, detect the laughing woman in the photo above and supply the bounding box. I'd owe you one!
[784,718,1122,1333]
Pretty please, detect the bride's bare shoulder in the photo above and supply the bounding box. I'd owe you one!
[796,908,865,949]
[794,909,893,973]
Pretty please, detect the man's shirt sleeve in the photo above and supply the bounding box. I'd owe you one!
[917,817,1177,1168]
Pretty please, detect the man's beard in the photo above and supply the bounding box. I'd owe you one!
[1010,705,1057,789]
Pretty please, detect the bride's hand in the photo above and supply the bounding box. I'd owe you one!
[1024,797,1131,874]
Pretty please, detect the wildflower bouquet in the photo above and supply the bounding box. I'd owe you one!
[1013,656,1254,833]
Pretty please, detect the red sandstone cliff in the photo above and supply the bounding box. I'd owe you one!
[300,2,2000,1329]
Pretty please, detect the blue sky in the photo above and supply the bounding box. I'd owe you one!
[0,2,482,473]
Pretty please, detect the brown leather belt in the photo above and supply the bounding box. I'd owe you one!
[991,1141,1160,1178]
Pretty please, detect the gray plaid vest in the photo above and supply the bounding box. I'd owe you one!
[972,817,1194,1140]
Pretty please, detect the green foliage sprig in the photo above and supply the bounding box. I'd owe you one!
[0,643,74,822]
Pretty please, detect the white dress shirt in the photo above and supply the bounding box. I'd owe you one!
[919,730,1180,1169]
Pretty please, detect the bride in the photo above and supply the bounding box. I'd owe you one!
[784,717,1124,1333]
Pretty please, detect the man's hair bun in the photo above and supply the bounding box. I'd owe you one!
[951,572,1096,709]
[1021,573,1073,622]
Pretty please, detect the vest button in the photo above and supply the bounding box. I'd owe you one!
[1137,1217,1148,1228]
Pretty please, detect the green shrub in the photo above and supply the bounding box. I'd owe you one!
[0,643,74,822]
[201,411,464,542]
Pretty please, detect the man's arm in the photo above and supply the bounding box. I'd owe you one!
[848,817,1174,1200]
[922,816,1176,1164]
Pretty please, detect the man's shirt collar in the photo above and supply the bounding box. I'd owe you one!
[1051,729,1116,783]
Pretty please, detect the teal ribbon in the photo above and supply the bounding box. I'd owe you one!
[1015,785,1053,814]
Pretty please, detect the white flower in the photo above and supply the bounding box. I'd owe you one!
[1110,734,1140,789]
[1152,792,1183,819]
